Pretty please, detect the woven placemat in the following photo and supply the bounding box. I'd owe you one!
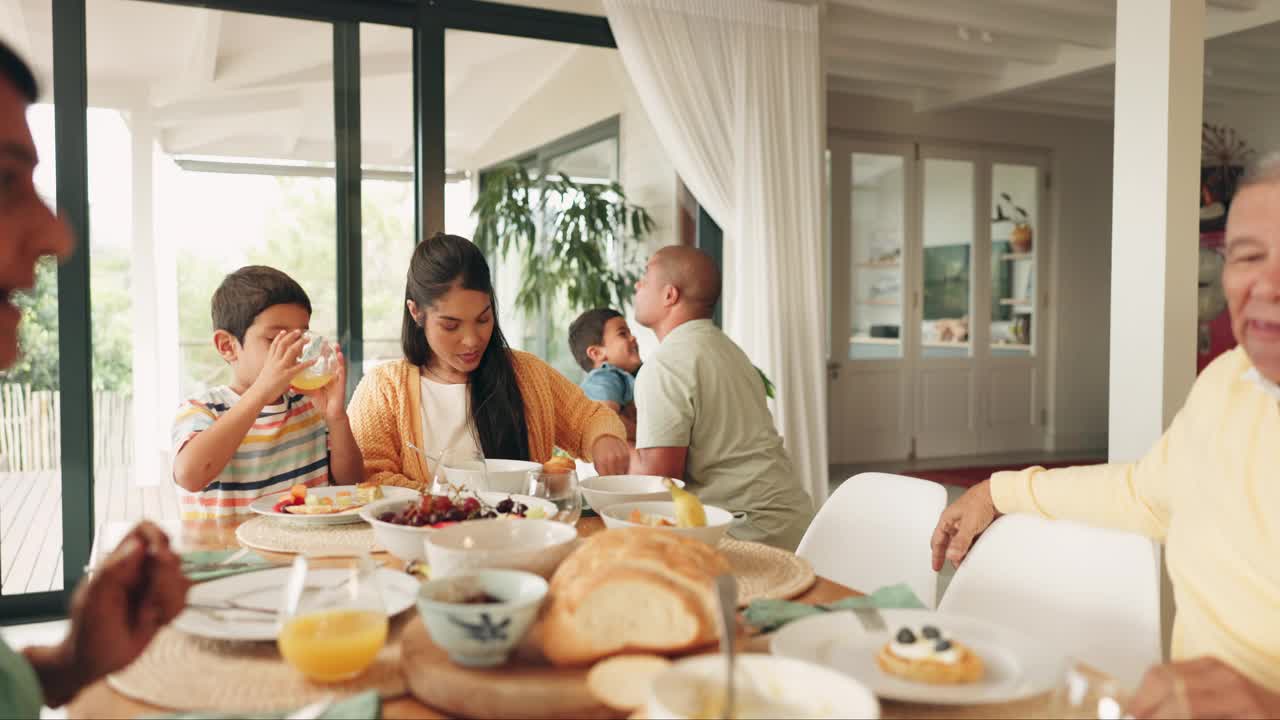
[107,623,408,713]
[719,538,816,607]
[236,516,379,556]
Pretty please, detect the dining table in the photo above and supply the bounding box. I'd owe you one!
[67,515,1067,720]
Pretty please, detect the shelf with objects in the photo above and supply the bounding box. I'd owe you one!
[848,153,906,360]
[989,186,1036,357]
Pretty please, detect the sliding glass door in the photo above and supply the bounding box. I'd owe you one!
[1,0,616,624]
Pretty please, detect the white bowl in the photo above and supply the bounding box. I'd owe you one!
[360,492,557,563]
[425,518,579,579]
[580,475,685,511]
[416,569,548,668]
[647,653,879,719]
[599,501,734,546]
[445,459,543,495]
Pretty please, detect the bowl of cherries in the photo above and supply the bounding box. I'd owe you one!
[360,491,555,564]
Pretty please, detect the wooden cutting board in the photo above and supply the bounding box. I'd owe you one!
[400,616,624,720]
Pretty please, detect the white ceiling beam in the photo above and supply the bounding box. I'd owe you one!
[830,0,1115,48]
[1210,0,1261,10]
[163,124,246,154]
[982,98,1113,121]
[1018,86,1115,108]
[825,6,1058,65]
[1205,68,1280,95]
[824,38,1004,76]
[826,75,922,104]
[151,89,302,127]
[149,10,223,107]
[211,36,331,91]
[827,59,982,91]
[1002,0,1115,21]
[918,1,1280,112]
[0,0,31,62]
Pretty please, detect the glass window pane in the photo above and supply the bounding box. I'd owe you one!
[361,24,414,370]
[849,152,904,360]
[446,29,670,379]
[87,2,335,542]
[990,163,1038,357]
[921,158,974,358]
[0,0,66,597]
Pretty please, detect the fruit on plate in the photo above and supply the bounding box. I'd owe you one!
[355,482,384,505]
[665,478,707,528]
[378,493,530,528]
[290,483,308,501]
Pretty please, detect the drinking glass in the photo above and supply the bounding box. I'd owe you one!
[524,468,582,524]
[430,446,488,495]
[1048,660,1133,719]
[291,333,338,391]
[277,555,387,683]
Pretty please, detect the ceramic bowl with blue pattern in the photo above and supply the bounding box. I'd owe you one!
[415,569,548,667]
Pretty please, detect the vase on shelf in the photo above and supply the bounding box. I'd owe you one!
[1011,223,1033,253]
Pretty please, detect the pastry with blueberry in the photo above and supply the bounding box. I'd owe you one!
[876,624,984,684]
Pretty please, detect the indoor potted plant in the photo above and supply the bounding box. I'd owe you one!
[471,164,654,316]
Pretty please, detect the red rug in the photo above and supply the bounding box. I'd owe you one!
[908,460,1105,489]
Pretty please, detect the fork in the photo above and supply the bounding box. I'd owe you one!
[713,574,739,720]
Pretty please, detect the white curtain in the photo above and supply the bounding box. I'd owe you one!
[605,0,829,504]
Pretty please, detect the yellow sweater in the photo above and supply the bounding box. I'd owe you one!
[348,352,626,489]
[991,347,1280,690]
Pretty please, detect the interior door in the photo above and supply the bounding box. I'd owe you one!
[912,146,983,458]
[827,139,915,463]
[979,152,1050,453]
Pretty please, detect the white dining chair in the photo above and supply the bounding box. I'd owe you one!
[937,513,1161,688]
[796,472,948,609]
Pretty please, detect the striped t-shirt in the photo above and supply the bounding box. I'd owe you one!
[171,386,330,520]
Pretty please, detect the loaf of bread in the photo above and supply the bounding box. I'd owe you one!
[541,528,731,667]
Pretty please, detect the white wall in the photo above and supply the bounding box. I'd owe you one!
[828,92,1115,453]
[1204,97,1280,161]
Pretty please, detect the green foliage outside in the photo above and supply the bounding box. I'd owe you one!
[1,176,416,398]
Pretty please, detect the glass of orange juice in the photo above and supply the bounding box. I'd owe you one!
[277,554,387,682]
[291,333,337,391]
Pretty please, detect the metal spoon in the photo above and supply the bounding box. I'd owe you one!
[713,574,739,720]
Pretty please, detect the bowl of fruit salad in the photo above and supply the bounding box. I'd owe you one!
[425,517,578,579]
[359,491,556,563]
[600,501,736,546]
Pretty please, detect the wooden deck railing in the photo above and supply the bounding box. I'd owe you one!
[0,384,133,471]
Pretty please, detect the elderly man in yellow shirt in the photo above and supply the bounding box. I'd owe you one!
[931,155,1280,720]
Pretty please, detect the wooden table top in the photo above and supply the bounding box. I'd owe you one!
[67,516,1058,719]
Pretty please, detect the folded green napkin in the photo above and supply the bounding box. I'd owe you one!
[744,583,926,633]
[146,690,381,719]
[181,549,274,583]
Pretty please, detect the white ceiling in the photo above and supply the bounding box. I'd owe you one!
[503,0,1280,121]
[5,0,1280,169]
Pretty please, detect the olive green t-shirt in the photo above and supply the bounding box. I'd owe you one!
[635,319,814,550]
[0,637,43,718]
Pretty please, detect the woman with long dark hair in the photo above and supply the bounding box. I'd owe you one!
[348,233,630,488]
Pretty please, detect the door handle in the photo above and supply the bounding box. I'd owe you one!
[827,361,840,380]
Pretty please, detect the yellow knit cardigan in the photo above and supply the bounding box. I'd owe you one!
[347,351,626,489]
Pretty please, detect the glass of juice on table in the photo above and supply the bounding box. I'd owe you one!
[277,554,387,682]
[291,333,337,391]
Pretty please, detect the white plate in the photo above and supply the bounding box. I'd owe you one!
[172,566,421,642]
[769,609,1065,705]
[249,485,420,525]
